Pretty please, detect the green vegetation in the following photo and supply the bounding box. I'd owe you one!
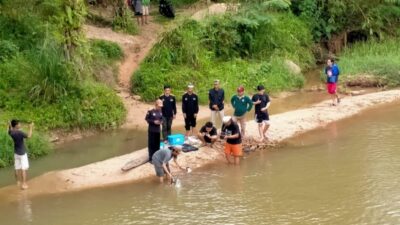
[0,0,126,166]
[292,0,400,41]
[338,38,400,87]
[0,130,51,168]
[132,4,314,102]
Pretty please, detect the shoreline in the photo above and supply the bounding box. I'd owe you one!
[1,89,400,201]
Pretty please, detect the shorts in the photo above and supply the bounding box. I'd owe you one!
[255,113,270,124]
[224,143,243,157]
[327,83,337,94]
[142,6,149,15]
[14,154,29,170]
[184,114,197,130]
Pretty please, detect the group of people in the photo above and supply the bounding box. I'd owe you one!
[5,59,340,187]
[128,0,151,25]
[145,79,272,182]
[146,58,340,182]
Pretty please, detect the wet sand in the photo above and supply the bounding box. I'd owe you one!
[1,90,400,201]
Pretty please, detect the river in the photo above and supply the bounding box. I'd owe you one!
[0,100,399,224]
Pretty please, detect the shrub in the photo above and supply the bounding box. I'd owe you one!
[0,40,19,61]
[339,38,400,87]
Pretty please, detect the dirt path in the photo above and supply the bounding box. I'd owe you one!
[1,89,399,201]
[84,3,231,130]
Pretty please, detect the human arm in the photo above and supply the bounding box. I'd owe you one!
[231,96,235,108]
[246,97,253,111]
[145,110,160,125]
[252,95,261,105]
[173,158,185,171]
[173,96,177,118]
[194,94,199,116]
[27,122,34,138]
[162,163,173,179]
[182,95,186,118]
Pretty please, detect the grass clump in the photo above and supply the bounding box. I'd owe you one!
[338,38,400,87]
[132,5,313,102]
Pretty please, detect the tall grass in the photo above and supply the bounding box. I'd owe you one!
[338,38,400,87]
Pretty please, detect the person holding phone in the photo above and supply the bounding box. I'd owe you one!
[8,119,34,190]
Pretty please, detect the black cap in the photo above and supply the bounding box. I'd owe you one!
[257,85,265,91]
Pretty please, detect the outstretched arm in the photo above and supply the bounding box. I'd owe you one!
[27,122,34,138]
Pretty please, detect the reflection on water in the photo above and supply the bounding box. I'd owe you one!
[0,102,399,225]
[16,191,33,224]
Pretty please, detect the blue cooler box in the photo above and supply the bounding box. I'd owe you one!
[168,134,185,145]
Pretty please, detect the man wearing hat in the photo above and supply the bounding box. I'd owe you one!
[252,85,271,142]
[221,116,242,165]
[208,80,225,125]
[182,84,199,138]
[231,85,253,137]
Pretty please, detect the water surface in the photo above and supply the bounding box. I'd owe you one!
[1,102,399,225]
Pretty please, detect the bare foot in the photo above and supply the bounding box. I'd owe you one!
[21,184,28,190]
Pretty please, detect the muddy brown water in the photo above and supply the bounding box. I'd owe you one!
[1,100,399,225]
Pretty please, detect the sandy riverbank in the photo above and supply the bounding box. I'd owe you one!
[1,90,400,201]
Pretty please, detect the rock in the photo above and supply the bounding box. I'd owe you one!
[132,95,141,101]
[284,60,301,75]
[50,136,60,143]
[351,90,366,96]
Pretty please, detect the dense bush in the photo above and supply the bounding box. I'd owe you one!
[0,130,51,168]
[132,5,313,102]
[338,38,400,87]
[0,0,126,168]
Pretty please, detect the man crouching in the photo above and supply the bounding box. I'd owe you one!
[152,146,185,183]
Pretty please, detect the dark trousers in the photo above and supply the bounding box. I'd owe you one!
[148,131,160,162]
[162,116,173,141]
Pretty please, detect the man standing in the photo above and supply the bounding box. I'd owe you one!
[145,99,163,162]
[221,116,242,165]
[231,86,253,137]
[159,85,177,142]
[182,84,199,138]
[325,58,341,106]
[8,120,33,190]
[252,85,271,142]
[197,122,218,147]
[208,80,225,125]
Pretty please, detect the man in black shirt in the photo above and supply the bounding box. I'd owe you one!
[145,99,163,162]
[221,116,242,165]
[208,80,225,126]
[8,119,33,190]
[198,122,218,147]
[182,84,199,138]
[252,85,271,142]
[159,85,177,142]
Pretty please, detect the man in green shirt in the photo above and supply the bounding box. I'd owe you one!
[230,86,253,137]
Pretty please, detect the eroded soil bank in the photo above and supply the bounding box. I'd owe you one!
[1,90,400,202]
